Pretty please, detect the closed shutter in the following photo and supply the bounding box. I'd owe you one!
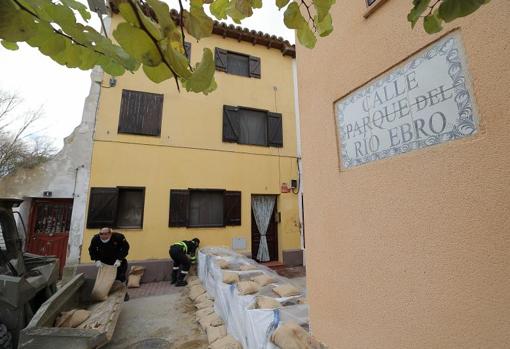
[222,105,240,143]
[86,188,119,228]
[184,42,191,60]
[118,90,164,136]
[169,190,189,227]
[215,47,228,72]
[224,191,241,226]
[249,56,261,78]
[267,112,283,147]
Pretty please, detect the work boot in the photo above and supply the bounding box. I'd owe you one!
[124,293,130,301]
[171,268,179,284]
[175,272,188,287]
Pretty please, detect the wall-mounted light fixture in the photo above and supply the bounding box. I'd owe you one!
[109,77,117,87]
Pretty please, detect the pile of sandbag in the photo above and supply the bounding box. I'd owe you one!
[55,309,91,328]
[187,276,242,349]
[127,265,145,288]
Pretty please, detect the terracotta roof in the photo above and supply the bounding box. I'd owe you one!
[109,1,296,58]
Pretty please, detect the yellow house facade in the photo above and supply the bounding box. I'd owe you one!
[80,11,302,265]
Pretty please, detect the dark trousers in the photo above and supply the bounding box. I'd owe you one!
[169,245,190,272]
[113,259,128,283]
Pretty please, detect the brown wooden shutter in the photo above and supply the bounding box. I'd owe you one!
[215,48,228,72]
[169,190,189,227]
[249,56,261,78]
[224,191,241,226]
[184,42,191,60]
[86,188,119,228]
[118,90,164,136]
[267,112,283,147]
[222,105,240,143]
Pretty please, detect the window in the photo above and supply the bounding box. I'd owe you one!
[169,189,241,228]
[364,0,389,17]
[118,90,163,136]
[87,187,145,229]
[223,105,283,147]
[215,48,261,78]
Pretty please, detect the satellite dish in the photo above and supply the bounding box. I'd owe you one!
[87,0,107,15]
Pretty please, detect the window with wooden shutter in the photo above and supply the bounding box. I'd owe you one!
[189,190,224,227]
[224,191,241,225]
[184,42,191,60]
[222,105,283,147]
[169,190,189,227]
[215,48,228,72]
[87,187,145,229]
[267,112,283,147]
[118,90,164,136]
[215,47,261,79]
[249,56,261,78]
[169,189,241,228]
[87,188,119,228]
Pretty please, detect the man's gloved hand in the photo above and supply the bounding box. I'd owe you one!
[95,260,102,267]
[114,259,121,267]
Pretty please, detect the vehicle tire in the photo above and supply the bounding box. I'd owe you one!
[0,323,12,349]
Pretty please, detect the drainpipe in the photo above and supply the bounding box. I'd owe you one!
[292,60,305,266]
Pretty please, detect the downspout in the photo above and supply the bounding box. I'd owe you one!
[292,60,305,266]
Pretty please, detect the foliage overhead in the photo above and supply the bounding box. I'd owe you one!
[0,0,491,93]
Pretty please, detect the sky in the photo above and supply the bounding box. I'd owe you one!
[0,0,294,149]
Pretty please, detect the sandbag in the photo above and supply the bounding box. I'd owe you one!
[55,309,91,328]
[189,284,206,300]
[222,271,239,284]
[195,292,213,304]
[127,265,145,288]
[271,321,313,349]
[199,313,224,330]
[91,264,117,301]
[251,274,274,287]
[208,335,242,349]
[189,279,202,287]
[216,259,229,269]
[273,284,300,298]
[188,275,199,283]
[196,299,214,309]
[239,264,258,271]
[256,296,280,309]
[237,280,260,295]
[297,298,307,304]
[196,306,215,320]
[207,324,227,344]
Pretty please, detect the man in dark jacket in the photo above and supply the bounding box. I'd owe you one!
[89,227,130,283]
[169,238,200,287]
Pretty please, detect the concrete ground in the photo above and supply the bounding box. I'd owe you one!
[104,266,306,349]
[104,283,208,349]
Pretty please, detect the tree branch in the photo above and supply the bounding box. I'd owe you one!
[300,0,317,32]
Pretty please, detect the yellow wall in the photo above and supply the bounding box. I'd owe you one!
[81,16,301,262]
[297,1,510,348]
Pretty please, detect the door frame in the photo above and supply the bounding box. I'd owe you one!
[250,194,279,262]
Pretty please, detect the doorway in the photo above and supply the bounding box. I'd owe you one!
[251,195,278,262]
[26,198,73,274]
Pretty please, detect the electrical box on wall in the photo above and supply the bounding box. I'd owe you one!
[290,180,298,189]
[232,237,246,250]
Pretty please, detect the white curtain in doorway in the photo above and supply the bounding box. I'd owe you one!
[252,195,276,262]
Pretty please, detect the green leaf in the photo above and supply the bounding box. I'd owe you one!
[252,0,263,10]
[232,0,253,18]
[113,22,162,66]
[0,0,38,42]
[183,0,214,40]
[133,1,163,40]
[143,63,172,83]
[210,0,230,19]
[98,56,126,76]
[423,10,443,34]
[407,0,431,28]
[438,0,491,23]
[146,0,175,36]
[316,13,333,37]
[45,3,77,27]
[276,0,291,10]
[183,48,216,94]
[313,0,335,22]
[163,42,192,78]
[1,40,18,50]
[61,0,92,21]
[118,3,140,27]
[284,2,316,48]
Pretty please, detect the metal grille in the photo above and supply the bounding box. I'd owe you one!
[34,202,72,235]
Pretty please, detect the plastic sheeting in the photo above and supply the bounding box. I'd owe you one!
[198,247,310,349]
